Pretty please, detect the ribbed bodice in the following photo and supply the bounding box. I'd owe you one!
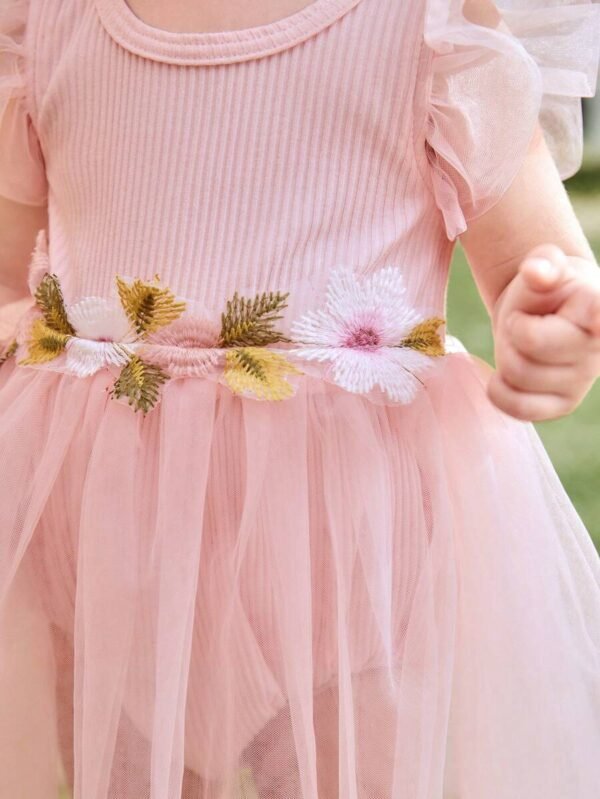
[27,0,451,326]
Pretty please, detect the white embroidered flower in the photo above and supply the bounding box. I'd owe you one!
[289,266,442,403]
[64,297,137,377]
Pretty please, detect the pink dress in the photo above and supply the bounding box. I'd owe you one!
[1,0,600,796]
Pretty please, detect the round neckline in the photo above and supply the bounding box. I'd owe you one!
[94,0,364,65]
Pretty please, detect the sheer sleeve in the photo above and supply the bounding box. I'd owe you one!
[0,0,48,206]
[423,0,600,240]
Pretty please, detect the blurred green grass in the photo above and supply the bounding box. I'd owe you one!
[447,188,600,551]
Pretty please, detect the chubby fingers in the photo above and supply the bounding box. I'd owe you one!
[487,372,576,422]
[488,311,600,421]
[514,244,600,336]
[506,309,599,365]
[513,244,575,316]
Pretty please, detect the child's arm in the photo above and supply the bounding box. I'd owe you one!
[460,128,600,422]
[0,195,47,338]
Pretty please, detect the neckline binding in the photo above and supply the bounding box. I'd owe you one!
[94,0,364,66]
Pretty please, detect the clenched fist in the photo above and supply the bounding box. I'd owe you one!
[488,244,600,422]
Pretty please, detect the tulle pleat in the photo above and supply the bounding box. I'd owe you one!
[1,351,599,798]
[433,358,600,797]
[149,380,217,799]
[0,365,89,604]
[74,388,144,799]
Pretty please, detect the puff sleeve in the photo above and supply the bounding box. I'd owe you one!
[0,0,48,205]
[423,0,600,240]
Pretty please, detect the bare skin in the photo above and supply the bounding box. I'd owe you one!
[124,0,319,33]
[460,128,600,422]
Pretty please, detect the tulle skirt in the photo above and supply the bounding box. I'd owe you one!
[0,347,599,799]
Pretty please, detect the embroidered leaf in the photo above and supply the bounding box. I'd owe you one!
[115,275,186,338]
[19,319,70,365]
[110,354,169,414]
[34,273,76,335]
[219,290,291,348]
[223,347,302,400]
[398,317,446,356]
[0,339,17,367]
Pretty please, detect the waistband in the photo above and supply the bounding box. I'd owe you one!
[1,263,468,414]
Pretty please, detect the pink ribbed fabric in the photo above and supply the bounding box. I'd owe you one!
[1,1,600,798]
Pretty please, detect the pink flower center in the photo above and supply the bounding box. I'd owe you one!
[343,325,381,350]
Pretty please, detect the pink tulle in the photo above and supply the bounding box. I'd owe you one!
[1,349,599,797]
[1,0,600,795]
[424,0,600,239]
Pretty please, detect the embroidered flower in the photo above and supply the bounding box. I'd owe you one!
[64,297,136,377]
[288,266,446,403]
[139,316,222,378]
[17,270,186,411]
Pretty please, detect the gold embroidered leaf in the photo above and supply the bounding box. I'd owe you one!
[219,290,291,348]
[19,319,70,365]
[115,275,186,337]
[399,317,446,356]
[223,347,302,400]
[0,339,17,367]
[34,273,76,335]
[110,354,169,414]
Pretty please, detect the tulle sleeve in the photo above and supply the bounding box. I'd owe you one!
[423,0,600,240]
[0,0,48,205]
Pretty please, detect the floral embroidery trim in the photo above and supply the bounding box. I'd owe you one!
[115,275,186,336]
[287,266,446,404]
[223,347,302,401]
[7,251,448,412]
[13,269,303,413]
[218,290,292,347]
[110,352,170,414]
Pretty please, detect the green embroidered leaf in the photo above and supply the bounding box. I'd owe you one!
[219,290,291,348]
[0,339,17,367]
[223,347,301,400]
[398,317,446,356]
[19,319,71,365]
[34,274,76,335]
[110,354,169,414]
[116,275,186,337]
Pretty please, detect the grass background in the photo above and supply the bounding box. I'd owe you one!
[446,173,600,551]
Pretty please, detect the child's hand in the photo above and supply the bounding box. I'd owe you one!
[487,244,600,422]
